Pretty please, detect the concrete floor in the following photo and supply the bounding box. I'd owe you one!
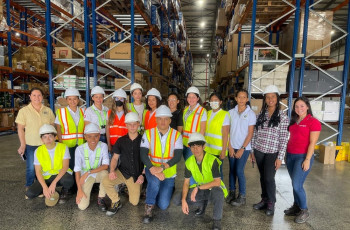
[1,127,350,230]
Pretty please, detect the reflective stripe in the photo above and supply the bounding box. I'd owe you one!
[206,143,222,151]
[62,134,84,140]
[168,129,177,158]
[60,108,69,134]
[149,128,177,164]
[191,107,203,133]
[205,132,222,139]
[110,125,126,129]
[82,143,101,171]
[92,107,107,127]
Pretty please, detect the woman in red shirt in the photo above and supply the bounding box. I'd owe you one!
[285,96,321,224]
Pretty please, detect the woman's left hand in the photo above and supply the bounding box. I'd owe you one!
[302,159,311,171]
[275,159,282,170]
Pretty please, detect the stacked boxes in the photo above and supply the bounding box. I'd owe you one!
[6,46,47,73]
[323,100,340,122]
[0,46,7,66]
[310,100,323,121]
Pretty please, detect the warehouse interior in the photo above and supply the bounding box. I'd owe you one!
[0,0,350,229]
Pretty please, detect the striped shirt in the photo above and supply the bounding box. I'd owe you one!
[251,110,289,160]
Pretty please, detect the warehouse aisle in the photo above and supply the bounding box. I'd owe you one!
[0,134,349,230]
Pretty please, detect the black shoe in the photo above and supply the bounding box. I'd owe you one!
[212,219,221,230]
[231,194,246,207]
[97,197,107,212]
[265,202,275,216]
[195,200,208,216]
[106,201,122,216]
[284,203,301,216]
[143,204,154,224]
[226,190,236,204]
[253,199,267,210]
[295,209,309,224]
[58,189,69,204]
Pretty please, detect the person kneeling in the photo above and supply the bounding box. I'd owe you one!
[25,124,74,207]
[181,133,227,230]
[103,112,145,216]
[74,123,109,211]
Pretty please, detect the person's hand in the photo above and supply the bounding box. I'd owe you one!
[150,166,163,175]
[154,172,165,181]
[43,186,50,199]
[182,200,189,215]
[250,152,256,163]
[302,159,311,171]
[109,171,117,180]
[48,181,57,195]
[191,187,199,202]
[79,172,89,185]
[229,147,235,158]
[219,151,226,160]
[235,149,244,159]
[108,144,112,152]
[76,189,87,204]
[275,159,282,170]
[136,174,145,184]
[18,145,26,156]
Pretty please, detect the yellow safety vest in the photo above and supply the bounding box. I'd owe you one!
[185,153,228,197]
[56,107,85,147]
[183,105,205,146]
[36,143,72,179]
[205,109,229,156]
[145,127,180,178]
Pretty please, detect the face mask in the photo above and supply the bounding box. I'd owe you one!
[115,100,123,107]
[210,101,220,110]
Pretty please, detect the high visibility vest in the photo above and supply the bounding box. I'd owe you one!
[127,102,147,132]
[183,105,205,146]
[145,127,180,178]
[143,110,157,131]
[92,105,107,128]
[205,109,229,156]
[107,110,128,146]
[36,143,73,179]
[56,107,85,148]
[185,153,228,198]
[82,142,102,173]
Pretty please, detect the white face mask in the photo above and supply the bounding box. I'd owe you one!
[210,101,220,110]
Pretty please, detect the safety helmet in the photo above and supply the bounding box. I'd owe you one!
[91,86,105,96]
[39,124,57,135]
[263,85,280,95]
[64,88,80,98]
[130,83,143,93]
[186,86,200,97]
[84,123,101,134]
[155,105,172,117]
[188,132,206,145]
[146,88,162,100]
[112,89,127,99]
[125,112,140,123]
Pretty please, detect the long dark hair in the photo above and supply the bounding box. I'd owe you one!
[186,93,203,106]
[234,88,250,106]
[168,92,181,110]
[108,100,128,125]
[255,93,281,130]
[288,96,313,130]
[146,96,161,111]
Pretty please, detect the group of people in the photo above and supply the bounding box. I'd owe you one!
[15,82,321,229]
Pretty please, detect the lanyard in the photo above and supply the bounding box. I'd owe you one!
[92,106,107,127]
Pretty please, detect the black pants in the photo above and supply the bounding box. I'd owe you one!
[26,173,74,199]
[68,146,77,171]
[254,149,278,203]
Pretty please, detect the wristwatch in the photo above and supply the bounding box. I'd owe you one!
[241,146,246,150]
[160,164,165,170]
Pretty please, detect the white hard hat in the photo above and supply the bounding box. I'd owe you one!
[84,123,101,134]
[186,86,200,97]
[64,88,80,98]
[146,88,162,100]
[125,112,140,123]
[155,105,172,117]
[188,132,206,145]
[39,124,57,135]
[263,85,280,95]
[112,89,127,99]
[130,83,143,93]
[91,86,105,96]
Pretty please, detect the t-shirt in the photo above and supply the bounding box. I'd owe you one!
[34,143,71,165]
[229,105,256,150]
[116,110,124,120]
[287,114,321,154]
[84,104,109,134]
[170,109,184,130]
[134,104,145,122]
[55,106,82,126]
[184,153,221,179]
[208,109,230,125]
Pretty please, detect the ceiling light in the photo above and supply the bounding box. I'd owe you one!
[200,38,203,42]
[198,0,204,7]
[200,21,205,28]
[207,54,209,57]
[200,45,203,48]
[15,32,20,37]
[331,30,335,35]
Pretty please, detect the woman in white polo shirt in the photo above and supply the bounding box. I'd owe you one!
[227,89,256,206]
[84,86,109,143]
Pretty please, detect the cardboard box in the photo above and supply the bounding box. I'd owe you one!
[114,78,131,90]
[319,144,336,164]
[310,101,323,111]
[323,101,340,112]
[323,111,339,121]
[0,112,15,127]
[126,72,143,82]
[313,111,324,121]
[250,99,263,115]
[216,8,227,29]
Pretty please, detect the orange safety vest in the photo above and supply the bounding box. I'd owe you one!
[108,110,128,146]
[143,110,157,131]
[183,105,205,146]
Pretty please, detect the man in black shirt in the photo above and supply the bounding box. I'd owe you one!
[102,112,144,216]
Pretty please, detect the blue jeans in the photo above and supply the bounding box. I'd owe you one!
[183,146,192,160]
[286,153,314,210]
[99,134,107,144]
[228,149,250,195]
[25,145,39,187]
[145,168,175,210]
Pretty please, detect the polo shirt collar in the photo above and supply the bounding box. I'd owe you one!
[299,114,312,124]
[92,104,105,111]
[29,102,43,112]
[234,105,251,114]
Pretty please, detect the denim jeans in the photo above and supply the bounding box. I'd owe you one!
[286,153,314,209]
[183,146,192,161]
[25,145,39,187]
[145,168,175,210]
[228,149,250,195]
[99,134,107,144]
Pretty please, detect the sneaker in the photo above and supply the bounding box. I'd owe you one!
[284,203,301,216]
[295,209,309,224]
[212,219,222,230]
[58,189,69,204]
[253,199,267,210]
[143,204,154,224]
[265,202,275,216]
[97,197,107,212]
[226,190,236,204]
[195,200,208,216]
[231,194,246,207]
[38,193,44,198]
[106,201,123,216]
